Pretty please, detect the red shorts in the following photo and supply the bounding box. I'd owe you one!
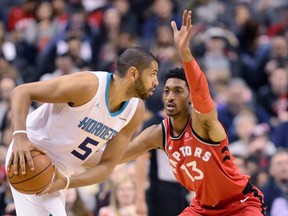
[179,184,266,216]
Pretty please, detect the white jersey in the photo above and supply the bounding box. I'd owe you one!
[26,72,139,176]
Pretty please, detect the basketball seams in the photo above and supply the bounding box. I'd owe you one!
[9,162,53,184]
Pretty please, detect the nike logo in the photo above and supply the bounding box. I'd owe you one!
[240,196,249,203]
[119,117,127,121]
[168,145,173,150]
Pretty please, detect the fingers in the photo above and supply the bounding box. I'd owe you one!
[182,10,188,27]
[25,151,34,172]
[7,155,14,172]
[19,153,26,174]
[170,21,178,33]
[187,11,192,29]
[12,154,19,175]
[182,10,192,28]
[184,25,193,44]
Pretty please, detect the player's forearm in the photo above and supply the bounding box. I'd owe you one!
[69,162,115,188]
[11,86,32,131]
[120,151,142,163]
[182,56,214,113]
[180,48,193,62]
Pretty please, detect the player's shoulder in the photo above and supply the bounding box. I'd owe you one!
[68,71,100,88]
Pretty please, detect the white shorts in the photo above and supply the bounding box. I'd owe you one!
[10,187,67,216]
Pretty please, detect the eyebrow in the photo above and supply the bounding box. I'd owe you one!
[164,86,184,89]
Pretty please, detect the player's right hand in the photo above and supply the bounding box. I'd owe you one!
[8,134,46,175]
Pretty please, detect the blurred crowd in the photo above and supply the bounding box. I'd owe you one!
[0,0,287,215]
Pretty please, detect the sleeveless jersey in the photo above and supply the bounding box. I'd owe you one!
[26,72,139,176]
[162,117,250,206]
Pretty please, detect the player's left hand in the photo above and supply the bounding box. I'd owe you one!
[36,166,68,196]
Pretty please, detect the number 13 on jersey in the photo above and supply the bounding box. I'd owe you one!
[180,161,204,182]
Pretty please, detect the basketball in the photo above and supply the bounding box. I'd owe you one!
[7,150,54,194]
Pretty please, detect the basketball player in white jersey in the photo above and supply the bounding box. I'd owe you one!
[5,47,159,216]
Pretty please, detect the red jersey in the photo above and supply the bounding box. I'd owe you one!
[162,117,250,206]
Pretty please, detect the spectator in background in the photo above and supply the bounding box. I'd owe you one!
[37,6,95,79]
[257,67,288,127]
[141,0,182,48]
[51,0,70,32]
[247,124,276,165]
[6,0,36,32]
[98,175,138,216]
[112,0,139,34]
[217,78,269,142]
[23,1,59,53]
[0,76,17,147]
[261,150,288,216]
[265,35,288,75]
[39,53,79,81]
[229,110,258,155]
[94,164,134,216]
[271,115,288,149]
[233,154,250,176]
[0,57,21,85]
[191,0,223,25]
[237,19,270,90]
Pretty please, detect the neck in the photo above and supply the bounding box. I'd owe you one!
[169,112,190,136]
[108,74,130,112]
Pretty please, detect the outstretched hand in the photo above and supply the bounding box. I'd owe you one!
[171,10,193,60]
[171,10,192,51]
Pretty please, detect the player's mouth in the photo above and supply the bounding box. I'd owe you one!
[149,88,155,96]
[166,102,176,111]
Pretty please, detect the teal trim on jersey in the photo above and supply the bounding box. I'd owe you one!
[105,73,130,117]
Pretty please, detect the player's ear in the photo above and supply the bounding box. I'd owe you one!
[127,67,139,81]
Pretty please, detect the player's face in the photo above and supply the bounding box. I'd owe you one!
[132,61,159,100]
[163,78,191,117]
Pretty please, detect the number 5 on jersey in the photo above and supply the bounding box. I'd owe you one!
[71,137,99,160]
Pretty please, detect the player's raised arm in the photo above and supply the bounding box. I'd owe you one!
[171,10,226,142]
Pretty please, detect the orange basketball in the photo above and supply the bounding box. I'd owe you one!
[7,150,54,194]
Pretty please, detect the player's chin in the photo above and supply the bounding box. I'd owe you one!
[166,110,176,117]
[140,93,150,100]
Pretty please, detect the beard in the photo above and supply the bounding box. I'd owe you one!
[129,76,150,100]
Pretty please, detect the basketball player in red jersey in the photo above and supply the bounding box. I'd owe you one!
[88,10,266,215]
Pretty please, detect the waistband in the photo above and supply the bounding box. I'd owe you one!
[202,181,253,209]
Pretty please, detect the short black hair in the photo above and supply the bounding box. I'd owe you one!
[163,67,188,86]
[116,47,158,77]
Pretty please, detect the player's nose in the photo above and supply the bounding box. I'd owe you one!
[153,78,159,87]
